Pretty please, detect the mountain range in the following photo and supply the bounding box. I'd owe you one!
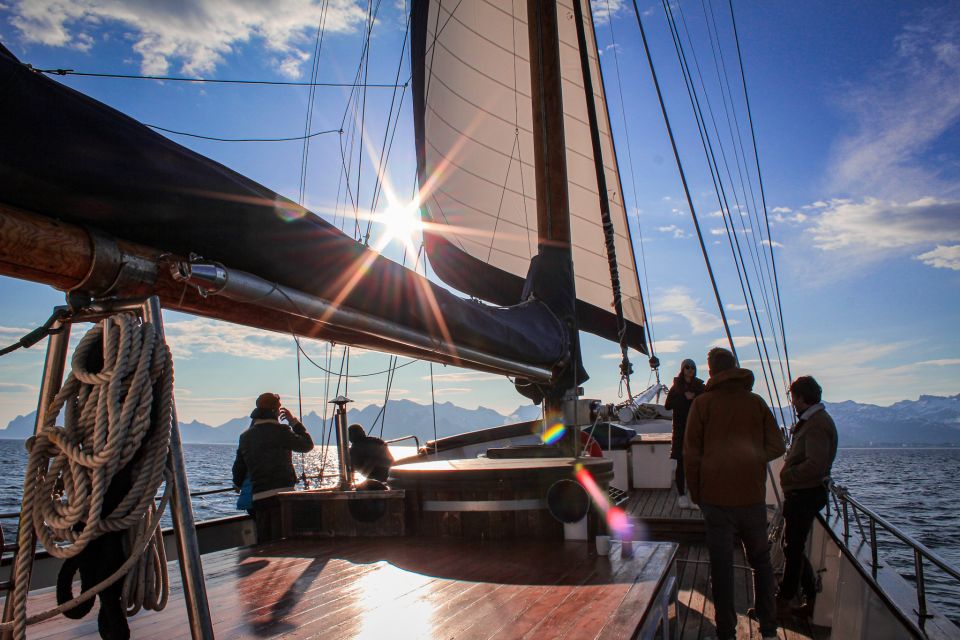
[2,394,958,447]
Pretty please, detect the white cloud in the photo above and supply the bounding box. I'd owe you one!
[708,336,759,349]
[432,387,471,395]
[761,239,784,248]
[653,287,723,335]
[657,224,687,239]
[915,245,960,271]
[591,0,626,24]
[827,7,960,198]
[807,197,960,269]
[0,382,37,393]
[771,207,792,214]
[420,372,502,383]
[651,339,685,354]
[8,0,367,78]
[164,318,292,360]
[726,303,748,312]
[914,358,960,367]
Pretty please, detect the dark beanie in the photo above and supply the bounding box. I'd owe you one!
[256,393,281,411]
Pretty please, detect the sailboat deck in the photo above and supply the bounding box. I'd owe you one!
[25,537,676,639]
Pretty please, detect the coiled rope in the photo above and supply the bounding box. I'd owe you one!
[3,314,174,637]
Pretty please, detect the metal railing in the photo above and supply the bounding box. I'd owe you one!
[826,480,960,623]
[385,434,421,450]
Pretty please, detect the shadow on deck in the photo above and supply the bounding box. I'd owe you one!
[630,488,828,639]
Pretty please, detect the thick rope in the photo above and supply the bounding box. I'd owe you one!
[7,314,174,637]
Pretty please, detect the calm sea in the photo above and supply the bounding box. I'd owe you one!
[1,441,958,622]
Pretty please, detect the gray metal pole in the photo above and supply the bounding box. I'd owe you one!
[330,396,354,490]
[142,297,215,639]
[1,317,71,640]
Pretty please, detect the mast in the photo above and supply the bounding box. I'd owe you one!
[527,0,580,456]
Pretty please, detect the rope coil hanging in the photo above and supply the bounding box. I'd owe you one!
[6,313,174,638]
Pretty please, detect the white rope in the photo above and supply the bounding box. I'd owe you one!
[5,314,174,637]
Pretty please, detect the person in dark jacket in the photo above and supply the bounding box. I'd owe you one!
[777,375,838,618]
[664,358,705,510]
[232,393,314,542]
[348,424,394,484]
[685,348,785,640]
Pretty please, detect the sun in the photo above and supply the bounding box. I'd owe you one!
[373,198,423,262]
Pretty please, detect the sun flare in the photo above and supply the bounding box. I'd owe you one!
[373,198,423,261]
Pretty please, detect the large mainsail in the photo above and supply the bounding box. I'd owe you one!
[412,0,647,353]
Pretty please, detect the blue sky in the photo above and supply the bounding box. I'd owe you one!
[0,0,958,430]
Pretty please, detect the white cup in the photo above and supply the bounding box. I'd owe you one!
[595,535,611,556]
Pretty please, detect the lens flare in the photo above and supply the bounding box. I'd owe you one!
[574,463,639,540]
[541,423,566,445]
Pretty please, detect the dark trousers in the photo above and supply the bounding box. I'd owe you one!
[674,457,686,495]
[779,486,827,603]
[252,495,283,543]
[701,503,778,639]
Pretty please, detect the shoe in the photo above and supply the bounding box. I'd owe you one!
[677,494,692,509]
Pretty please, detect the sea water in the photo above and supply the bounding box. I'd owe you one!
[1,441,958,622]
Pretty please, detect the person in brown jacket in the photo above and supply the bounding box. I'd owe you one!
[684,347,786,640]
[778,376,838,618]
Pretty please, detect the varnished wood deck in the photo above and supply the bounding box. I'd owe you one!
[629,489,825,639]
[26,537,675,639]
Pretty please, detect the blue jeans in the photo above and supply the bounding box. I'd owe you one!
[701,503,777,639]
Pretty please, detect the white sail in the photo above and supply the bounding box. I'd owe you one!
[412,0,647,352]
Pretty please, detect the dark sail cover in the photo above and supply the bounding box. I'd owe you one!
[0,42,567,372]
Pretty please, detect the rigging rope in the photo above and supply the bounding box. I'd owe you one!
[6,314,174,638]
[727,0,793,385]
[629,0,739,361]
[661,0,789,424]
[571,0,633,398]
[30,66,404,88]
[146,123,340,143]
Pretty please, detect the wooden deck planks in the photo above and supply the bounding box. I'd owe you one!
[669,543,830,640]
[24,537,675,640]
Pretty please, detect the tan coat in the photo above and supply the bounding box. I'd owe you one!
[780,406,838,493]
[684,368,786,506]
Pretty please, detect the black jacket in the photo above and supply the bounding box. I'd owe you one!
[232,419,314,495]
[349,436,394,482]
[665,375,706,459]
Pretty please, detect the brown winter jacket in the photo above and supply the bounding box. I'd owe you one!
[683,368,786,506]
[780,406,838,493]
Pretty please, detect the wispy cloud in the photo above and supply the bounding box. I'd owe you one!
[7,0,367,78]
[164,318,292,360]
[0,382,36,393]
[432,387,471,395]
[708,336,761,349]
[915,245,960,271]
[651,339,685,354]
[657,224,687,239]
[653,287,723,335]
[806,197,960,268]
[591,0,626,23]
[420,372,502,383]
[828,7,960,198]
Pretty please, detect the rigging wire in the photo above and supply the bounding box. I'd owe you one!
[31,66,405,88]
[663,0,787,422]
[727,0,793,385]
[145,123,340,143]
[628,0,739,361]
[660,0,785,423]
[700,0,790,399]
[603,0,658,358]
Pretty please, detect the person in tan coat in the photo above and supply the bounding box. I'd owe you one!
[777,376,838,618]
[684,347,786,640]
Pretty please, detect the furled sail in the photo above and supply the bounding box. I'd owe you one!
[411,0,648,353]
[0,42,568,377]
